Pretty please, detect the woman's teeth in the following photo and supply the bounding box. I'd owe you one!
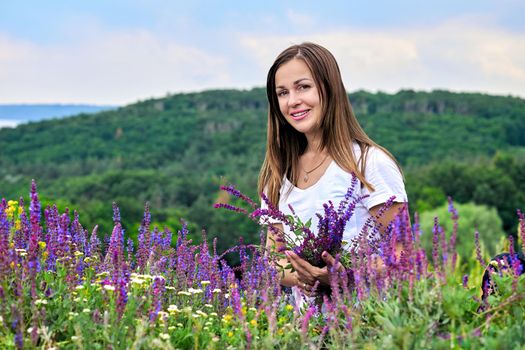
[291,110,309,119]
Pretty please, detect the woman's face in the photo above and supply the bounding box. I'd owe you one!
[274,58,322,138]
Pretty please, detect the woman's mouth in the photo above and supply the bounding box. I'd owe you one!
[290,109,310,121]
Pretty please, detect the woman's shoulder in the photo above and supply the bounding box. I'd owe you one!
[351,142,392,166]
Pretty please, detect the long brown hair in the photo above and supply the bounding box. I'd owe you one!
[258,42,402,206]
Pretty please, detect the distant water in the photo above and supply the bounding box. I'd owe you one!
[0,104,118,128]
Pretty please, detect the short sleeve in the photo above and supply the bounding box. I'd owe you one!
[361,148,408,210]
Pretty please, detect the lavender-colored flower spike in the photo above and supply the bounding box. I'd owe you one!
[112,202,121,225]
[432,217,441,275]
[0,200,11,277]
[213,203,248,214]
[474,229,486,269]
[447,197,459,269]
[462,274,469,288]
[136,203,152,272]
[219,184,258,208]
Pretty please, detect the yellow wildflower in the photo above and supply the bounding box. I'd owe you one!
[167,304,179,313]
[196,310,207,317]
[182,306,192,313]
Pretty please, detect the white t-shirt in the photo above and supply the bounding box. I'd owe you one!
[261,143,407,247]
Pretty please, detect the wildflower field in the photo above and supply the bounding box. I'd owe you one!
[1,181,524,349]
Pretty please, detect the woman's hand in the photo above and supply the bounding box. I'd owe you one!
[285,250,344,296]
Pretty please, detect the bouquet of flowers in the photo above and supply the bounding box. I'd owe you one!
[215,174,369,269]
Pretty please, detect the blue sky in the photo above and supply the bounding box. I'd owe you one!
[1,0,524,104]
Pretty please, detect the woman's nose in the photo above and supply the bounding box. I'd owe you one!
[287,91,301,107]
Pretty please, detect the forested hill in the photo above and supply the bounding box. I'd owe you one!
[2,89,523,169]
[1,88,524,253]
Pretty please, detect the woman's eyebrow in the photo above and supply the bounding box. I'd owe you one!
[276,78,311,89]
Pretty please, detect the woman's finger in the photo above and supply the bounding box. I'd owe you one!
[321,251,344,272]
[286,251,318,284]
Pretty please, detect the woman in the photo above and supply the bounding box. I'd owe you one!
[258,42,408,300]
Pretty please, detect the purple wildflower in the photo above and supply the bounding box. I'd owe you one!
[432,217,441,276]
[104,222,125,271]
[136,203,151,272]
[447,197,459,269]
[14,198,28,250]
[474,229,486,269]
[112,202,120,224]
[462,274,469,288]
[116,264,129,319]
[0,200,11,277]
[126,237,135,269]
[88,225,101,262]
[14,331,23,349]
[149,276,165,322]
[301,306,317,342]
[219,184,258,208]
[213,203,248,214]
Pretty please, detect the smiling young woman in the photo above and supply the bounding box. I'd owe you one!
[258,42,408,302]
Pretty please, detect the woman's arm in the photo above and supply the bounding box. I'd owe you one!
[266,223,299,287]
[369,202,407,232]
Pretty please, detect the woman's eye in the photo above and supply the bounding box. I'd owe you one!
[277,90,288,97]
[298,84,310,91]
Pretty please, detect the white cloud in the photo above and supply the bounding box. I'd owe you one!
[1,16,524,105]
[0,120,19,129]
[286,10,315,27]
[239,19,525,97]
[0,29,231,104]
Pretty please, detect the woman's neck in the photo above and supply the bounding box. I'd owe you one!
[304,132,324,156]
